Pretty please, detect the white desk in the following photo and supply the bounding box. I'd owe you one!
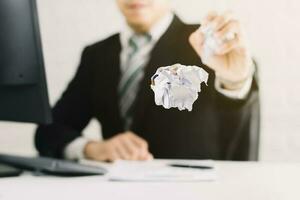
[0,161,299,200]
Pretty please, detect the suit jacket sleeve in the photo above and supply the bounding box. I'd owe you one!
[35,47,93,158]
[215,61,260,161]
[181,23,260,160]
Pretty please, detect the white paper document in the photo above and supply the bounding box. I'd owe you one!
[151,64,209,111]
[108,160,217,182]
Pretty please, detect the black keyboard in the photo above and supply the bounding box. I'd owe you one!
[0,154,107,176]
[0,163,22,177]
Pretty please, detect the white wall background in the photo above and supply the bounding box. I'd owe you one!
[0,0,299,161]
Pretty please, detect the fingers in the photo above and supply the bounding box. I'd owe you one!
[106,132,151,161]
[190,11,242,58]
[106,148,119,162]
[84,141,119,162]
[85,132,152,162]
[201,11,244,56]
[114,139,132,160]
[201,11,236,32]
[201,11,241,41]
[119,135,141,160]
[214,20,243,55]
[215,20,240,41]
[201,11,218,26]
[143,152,154,161]
[215,37,240,55]
[189,11,251,85]
[209,11,233,31]
[127,132,148,150]
[124,132,150,160]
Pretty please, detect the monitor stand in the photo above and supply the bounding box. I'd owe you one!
[0,163,22,177]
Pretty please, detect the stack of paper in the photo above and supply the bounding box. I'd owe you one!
[108,160,217,182]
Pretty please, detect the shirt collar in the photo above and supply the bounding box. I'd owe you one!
[120,12,174,49]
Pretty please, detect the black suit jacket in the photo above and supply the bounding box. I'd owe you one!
[35,16,260,160]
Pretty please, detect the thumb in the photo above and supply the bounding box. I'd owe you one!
[189,28,205,57]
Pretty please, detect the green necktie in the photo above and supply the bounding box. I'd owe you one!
[118,34,151,130]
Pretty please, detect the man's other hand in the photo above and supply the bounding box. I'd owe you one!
[189,11,253,90]
[84,132,153,162]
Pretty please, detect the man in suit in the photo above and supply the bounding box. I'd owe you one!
[35,0,260,161]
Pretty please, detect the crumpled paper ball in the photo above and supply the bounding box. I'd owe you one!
[150,63,209,111]
[201,25,235,61]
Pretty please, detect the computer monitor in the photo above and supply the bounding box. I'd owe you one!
[0,0,52,177]
[0,0,52,124]
[0,0,106,178]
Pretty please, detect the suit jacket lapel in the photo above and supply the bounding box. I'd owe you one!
[104,35,125,131]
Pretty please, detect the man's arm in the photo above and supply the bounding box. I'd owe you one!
[189,11,260,160]
[35,47,94,158]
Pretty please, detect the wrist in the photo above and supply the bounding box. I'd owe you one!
[218,61,255,91]
[219,77,249,90]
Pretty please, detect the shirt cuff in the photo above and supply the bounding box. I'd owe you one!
[215,75,253,100]
[63,137,90,160]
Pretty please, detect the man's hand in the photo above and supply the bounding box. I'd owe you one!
[189,11,253,90]
[84,132,153,162]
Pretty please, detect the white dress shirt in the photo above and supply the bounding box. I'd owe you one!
[64,12,254,160]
